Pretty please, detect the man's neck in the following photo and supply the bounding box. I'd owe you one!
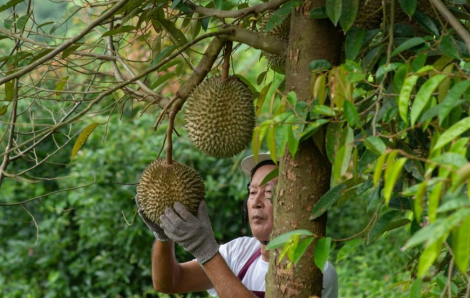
[260,243,269,262]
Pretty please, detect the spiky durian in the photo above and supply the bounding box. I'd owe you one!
[259,10,290,69]
[137,159,205,224]
[184,76,255,158]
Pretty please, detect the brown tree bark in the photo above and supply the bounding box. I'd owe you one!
[265,1,343,297]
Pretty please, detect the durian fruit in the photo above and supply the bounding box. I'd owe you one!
[259,10,290,69]
[184,76,255,158]
[137,159,205,224]
[354,0,383,30]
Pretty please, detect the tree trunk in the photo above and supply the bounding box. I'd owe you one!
[265,1,343,297]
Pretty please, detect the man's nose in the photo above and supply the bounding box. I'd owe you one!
[252,192,264,208]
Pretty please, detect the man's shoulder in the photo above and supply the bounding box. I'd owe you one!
[223,236,259,249]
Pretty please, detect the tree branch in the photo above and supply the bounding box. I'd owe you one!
[183,0,290,18]
[225,25,287,56]
[429,0,470,55]
[0,0,131,86]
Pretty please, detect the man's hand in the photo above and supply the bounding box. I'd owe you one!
[135,195,169,242]
[160,201,219,264]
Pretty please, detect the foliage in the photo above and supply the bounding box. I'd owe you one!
[2,0,470,297]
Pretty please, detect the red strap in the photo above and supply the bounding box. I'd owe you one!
[237,248,262,280]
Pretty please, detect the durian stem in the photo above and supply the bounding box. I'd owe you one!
[166,108,176,165]
[222,41,232,81]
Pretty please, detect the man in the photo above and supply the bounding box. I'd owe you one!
[136,153,338,297]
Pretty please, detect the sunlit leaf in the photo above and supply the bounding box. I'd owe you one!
[259,168,279,186]
[452,216,470,274]
[434,117,470,151]
[364,136,386,155]
[71,123,100,162]
[55,76,69,98]
[410,74,446,126]
[294,237,314,265]
[398,75,418,125]
[384,158,406,205]
[265,229,314,250]
[417,237,443,277]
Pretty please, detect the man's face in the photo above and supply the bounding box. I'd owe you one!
[247,164,278,243]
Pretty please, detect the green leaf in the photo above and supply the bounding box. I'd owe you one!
[432,153,468,168]
[265,1,301,33]
[5,80,14,101]
[151,45,177,67]
[345,27,365,61]
[309,59,332,72]
[156,19,188,45]
[50,5,82,34]
[404,209,470,250]
[256,83,271,116]
[384,158,406,205]
[259,168,279,187]
[364,136,386,155]
[265,229,314,250]
[267,127,277,165]
[0,0,25,13]
[0,105,8,116]
[369,211,399,241]
[397,0,416,16]
[309,6,328,19]
[409,278,422,298]
[410,74,446,126]
[417,238,443,278]
[300,119,329,141]
[293,237,314,265]
[336,239,361,262]
[314,237,331,272]
[326,123,342,163]
[326,0,342,26]
[439,35,461,60]
[373,152,387,186]
[311,104,335,116]
[62,44,82,59]
[71,123,100,162]
[339,0,358,32]
[310,182,348,220]
[434,117,470,151]
[398,74,418,125]
[438,81,470,126]
[343,101,360,128]
[16,12,31,30]
[376,63,402,81]
[102,25,136,37]
[413,9,439,36]
[55,76,69,98]
[391,37,425,57]
[452,216,470,274]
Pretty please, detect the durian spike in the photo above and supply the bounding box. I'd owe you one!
[222,41,233,81]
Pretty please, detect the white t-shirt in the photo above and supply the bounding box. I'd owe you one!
[207,237,338,297]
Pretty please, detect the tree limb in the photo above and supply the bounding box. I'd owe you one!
[0,0,131,86]
[224,25,287,56]
[429,0,470,55]
[183,0,290,18]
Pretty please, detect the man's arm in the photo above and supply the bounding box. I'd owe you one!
[158,202,256,297]
[151,241,255,297]
[151,240,212,293]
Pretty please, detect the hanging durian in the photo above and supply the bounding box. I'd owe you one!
[184,76,255,158]
[259,10,290,69]
[137,159,205,224]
